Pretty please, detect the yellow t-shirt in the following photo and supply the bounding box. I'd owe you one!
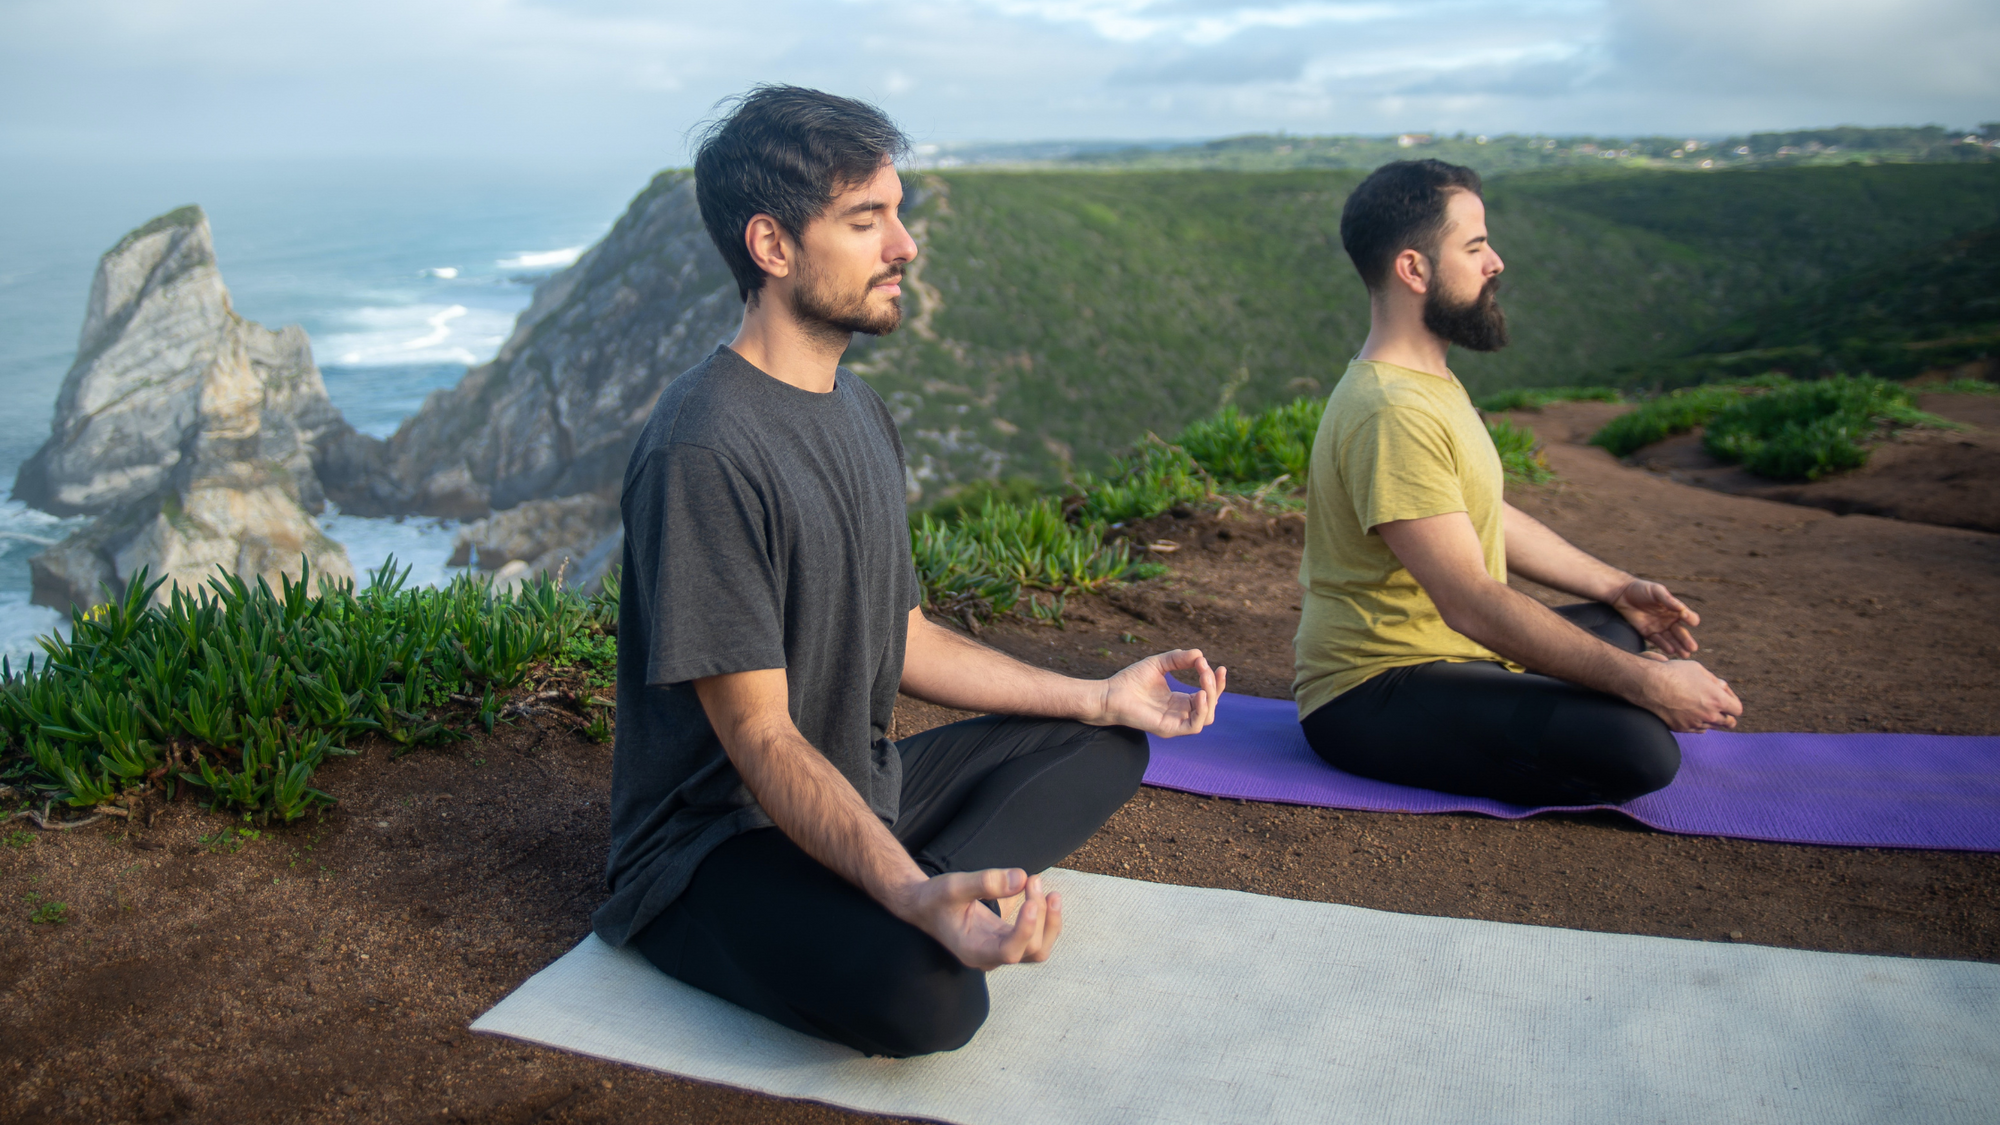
[1292,359,1519,718]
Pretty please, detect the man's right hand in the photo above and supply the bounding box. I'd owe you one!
[888,868,1062,971]
[1636,658,1742,733]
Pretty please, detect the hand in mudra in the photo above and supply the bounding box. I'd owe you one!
[897,868,1061,971]
[1612,580,1700,658]
[1097,648,1227,737]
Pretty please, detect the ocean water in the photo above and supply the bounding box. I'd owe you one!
[0,155,659,667]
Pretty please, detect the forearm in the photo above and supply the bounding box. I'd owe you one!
[1443,579,1652,700]
[698,678,927,913]
[1502,503,1631,603]
[901,612,1107,723]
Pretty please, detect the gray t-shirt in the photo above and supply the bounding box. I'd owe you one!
[592,345,919,948]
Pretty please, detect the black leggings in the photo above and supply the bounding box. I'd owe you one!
[629,717,1149,1057]
[1300,603,1680,807]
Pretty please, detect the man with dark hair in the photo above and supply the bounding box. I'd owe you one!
[595,85,1225,1058]
[1293,159,1741,806]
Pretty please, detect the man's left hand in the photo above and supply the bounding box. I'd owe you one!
[1610,580,1700,657]
[1095,649,1227,737]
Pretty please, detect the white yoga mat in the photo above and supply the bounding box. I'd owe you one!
[473,870,2000,1124]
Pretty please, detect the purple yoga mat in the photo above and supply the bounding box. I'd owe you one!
[1144,693,2000,852]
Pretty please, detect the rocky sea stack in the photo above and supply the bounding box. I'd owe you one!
[13,206,373,610]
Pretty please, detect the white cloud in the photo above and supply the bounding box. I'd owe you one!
[0,0,1992,162]
[969,1,1407,45]
[1604,0,2000,109]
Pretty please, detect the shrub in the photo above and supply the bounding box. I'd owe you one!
[1487,419,1554,483]
[911,496,1163,622]
[1072,396,1325,527]
[1589,382,1763,456]
[1703,375,1936,480]
[1475,386,1623,413]
[1175,398,1325,485]
[1071,441,1214,525]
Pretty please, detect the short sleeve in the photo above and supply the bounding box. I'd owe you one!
[1341,406,1466,532]
[624,443,787,686]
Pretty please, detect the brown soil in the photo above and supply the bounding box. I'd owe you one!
[1619,391,2000,534]
[5,412,1999,1124]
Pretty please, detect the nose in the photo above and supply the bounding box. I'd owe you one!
[1488,246,1504,276]
[888,214,919,266]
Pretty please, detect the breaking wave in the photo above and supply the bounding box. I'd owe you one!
[320,302,513,368]
[496,246,583,270]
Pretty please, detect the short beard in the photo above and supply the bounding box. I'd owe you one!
[1423,274,1509,353]
[788,255,904,348]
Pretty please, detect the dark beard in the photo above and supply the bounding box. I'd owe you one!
[1423,275,1508,352]
[790,259,904,346]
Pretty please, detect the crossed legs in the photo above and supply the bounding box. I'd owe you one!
[629,717,1149,1056]
[1300,602,1681,806]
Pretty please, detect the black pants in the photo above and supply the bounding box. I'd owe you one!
[1300,603,1680,807]
[629,717,1149,1057]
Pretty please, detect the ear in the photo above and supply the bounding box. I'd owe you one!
[742,214,794,281]
[1389,248,1431,296]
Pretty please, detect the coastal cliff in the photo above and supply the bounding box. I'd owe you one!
[347,171,740,521]
[14,206,359,609]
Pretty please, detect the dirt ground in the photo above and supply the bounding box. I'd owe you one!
[3,403,1997,1124]
[1621,391,2000,534]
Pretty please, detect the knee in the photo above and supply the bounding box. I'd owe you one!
[1097,724,1151,792]
[1601,721,1680,801]
[1630,729,1681,794]
[846,960,988,1057]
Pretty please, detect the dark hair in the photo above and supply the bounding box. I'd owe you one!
[1339,160,1484,291]
[693,85,910,301]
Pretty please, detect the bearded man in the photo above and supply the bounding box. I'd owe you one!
[594,86,1224,1058]
[1292,159,1740,806]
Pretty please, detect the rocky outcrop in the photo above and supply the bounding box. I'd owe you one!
[344,170,740,520]
[449,493,621,578]
[16,206,357,610]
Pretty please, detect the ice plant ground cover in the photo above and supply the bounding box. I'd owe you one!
[0,563,617,822]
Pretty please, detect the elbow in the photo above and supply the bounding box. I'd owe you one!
[1426,582,1496,641]
[1433,601,1479,639]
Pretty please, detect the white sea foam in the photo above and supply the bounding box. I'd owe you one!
[321,302,514,367]
[497,247,583,270]
[0,591,63,673]
[0,500,79,668]
[401,305,468,351]
[321,509,465,591]
[0,504,89,668]
[0,500,85,542]
[422,266,460,279]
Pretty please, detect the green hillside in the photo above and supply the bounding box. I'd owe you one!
[1606,224,2000,386]
[849,161,2000,489]
[1511,163,2000,294]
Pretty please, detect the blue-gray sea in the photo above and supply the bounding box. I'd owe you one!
[0,156,661,666]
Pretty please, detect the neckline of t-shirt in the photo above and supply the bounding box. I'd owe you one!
[1350,357,1465,393]
[713,344,852,402]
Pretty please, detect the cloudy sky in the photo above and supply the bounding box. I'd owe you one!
[4,0,1995,161]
